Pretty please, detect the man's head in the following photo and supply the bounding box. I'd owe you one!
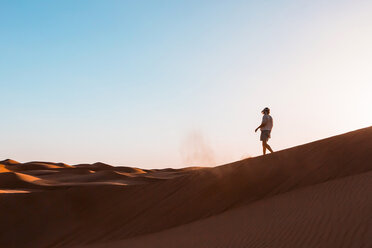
[261,107,270,114]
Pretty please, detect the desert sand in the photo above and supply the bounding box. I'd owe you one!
[0,127,371,248]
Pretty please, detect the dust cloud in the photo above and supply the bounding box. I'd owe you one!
[180,130,216,167]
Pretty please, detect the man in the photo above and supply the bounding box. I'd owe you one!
[255,107,274,155]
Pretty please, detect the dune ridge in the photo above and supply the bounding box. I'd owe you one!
[0,126,371,248]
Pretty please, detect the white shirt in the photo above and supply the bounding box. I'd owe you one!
[261,114,273,131]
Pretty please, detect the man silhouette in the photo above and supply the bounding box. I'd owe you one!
[255,107,274,155]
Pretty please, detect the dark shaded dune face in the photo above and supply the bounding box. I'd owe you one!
[68,171,131,183]
[7,162,72,171]
[20,170,60,176]
[37,162,72,168]
[114,166,146,174]
[151,167,203,172]
[101,170,372,248]
[178,166,204,171]
[67,171,164,185]
[48,168,95,175]
[92,162,113,169]
[0,127,371,248]
[39,170,166,185]
[152,168,179,172]
[0,160,73,172]
[0,172,46,189]
[73,162,113,171]
[27,169,96,183]
[73,164,146,174]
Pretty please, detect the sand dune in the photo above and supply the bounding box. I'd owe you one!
[7,161,72,171]
[0,127,371,248]
[0,164,10,173]
[88,170,372,248]
[0,172,49,189]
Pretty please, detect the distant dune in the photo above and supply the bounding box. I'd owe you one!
[1,127,371,248]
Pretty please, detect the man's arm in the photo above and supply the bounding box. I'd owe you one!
[255,118,267,132]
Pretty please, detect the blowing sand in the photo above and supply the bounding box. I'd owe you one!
[1,127,371,248]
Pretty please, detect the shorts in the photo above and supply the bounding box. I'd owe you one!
[260,130,271,142]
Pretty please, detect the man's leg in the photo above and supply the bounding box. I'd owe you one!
[265,141,274,153]
[262,141,267,155]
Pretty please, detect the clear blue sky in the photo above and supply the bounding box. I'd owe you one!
[1,0,371,168]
